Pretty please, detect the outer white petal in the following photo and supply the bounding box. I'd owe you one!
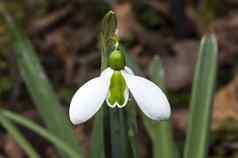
[124,66,134,75]
[69,68,112,124]
[100,67,113,78]
[122,71,171,121]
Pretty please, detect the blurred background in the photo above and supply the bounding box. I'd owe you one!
[0,0,238,158]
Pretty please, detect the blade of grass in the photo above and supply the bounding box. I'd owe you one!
[143,55,178,158]
[0,114,40,158]
[183,34,218,158]
[90,10,117,158]
[2,12,83,158]
[1,110,81,158]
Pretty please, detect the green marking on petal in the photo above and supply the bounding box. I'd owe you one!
[107,71,127,108]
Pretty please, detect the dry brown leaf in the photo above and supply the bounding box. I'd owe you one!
[4,135,24,158]
[213,74,238,130]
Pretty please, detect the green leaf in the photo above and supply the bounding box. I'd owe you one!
[1,110,81,158]
[120,47,140,158]
[183,34,218,158]
[143,55,178,158]
[90,108,105,158]
[149,56,165,86]
[126,101,139,158]
[0,114,40,158]
[2,13,83,158]
[109,108,130,158]
[91,10,117,158]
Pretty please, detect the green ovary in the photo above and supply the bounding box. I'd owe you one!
[108,71,127,107]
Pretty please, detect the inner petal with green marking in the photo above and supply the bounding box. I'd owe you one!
[106,71,128,108]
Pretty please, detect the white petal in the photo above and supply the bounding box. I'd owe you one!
[100,67,113,78]
[124,66,134,75]
[69,69,112,124]
[122,71,171,121]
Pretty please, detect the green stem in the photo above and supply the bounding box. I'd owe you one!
[126,101,139,158]
[109,108,129,158]
[90,11,117,158]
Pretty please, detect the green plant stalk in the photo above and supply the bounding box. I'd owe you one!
[90,11,117,158]
[119,47,140,158]
[143,56,177,158]
[3,13,83,158]
[104,12,129,158]
[126,101,139,158]
[0,114,40,158]
[1,110,81,158]
[109,108,129,158]
[183,34,218,158]
[120,46,144,158]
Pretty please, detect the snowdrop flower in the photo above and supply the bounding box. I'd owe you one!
[69,49,171,124]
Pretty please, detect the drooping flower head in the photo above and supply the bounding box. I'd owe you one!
[69,48,171,124]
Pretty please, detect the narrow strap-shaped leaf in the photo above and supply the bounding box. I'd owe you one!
[126,101,139,158]
[183,34,218,158]
[90,11,117,158]
[0,114,40,158]
[1,110,81,158]
[109,108,129,158]
[2,13,83,158]
[120,47,140,158]
[90,108,105,158]
[143,55,178,158]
